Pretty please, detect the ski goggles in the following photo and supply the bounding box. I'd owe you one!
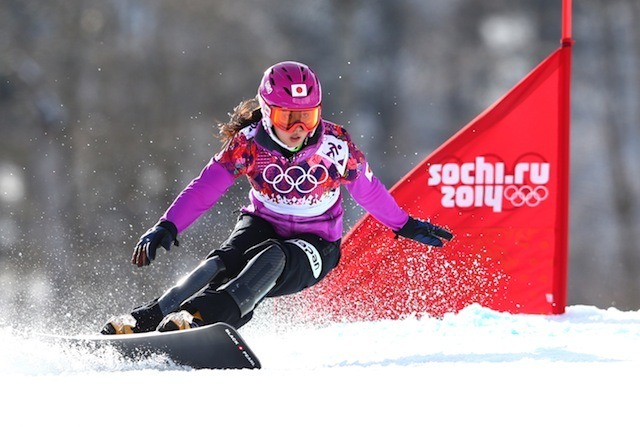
[269,105,321,132]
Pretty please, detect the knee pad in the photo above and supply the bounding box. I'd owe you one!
[284,238,323,279]
[219,243,286,317]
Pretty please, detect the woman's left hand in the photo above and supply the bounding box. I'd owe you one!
[396,217,453,247]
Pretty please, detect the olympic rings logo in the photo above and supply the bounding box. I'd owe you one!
[503,185,549,207]
[263,164,329,194]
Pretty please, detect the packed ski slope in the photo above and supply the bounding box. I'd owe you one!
[2,304,639,426]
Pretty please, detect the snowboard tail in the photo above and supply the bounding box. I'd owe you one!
[49,322,260,369]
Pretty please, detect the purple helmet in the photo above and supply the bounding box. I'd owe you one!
[258,61,322,109]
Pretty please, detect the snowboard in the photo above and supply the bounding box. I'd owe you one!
[45,322,261,369]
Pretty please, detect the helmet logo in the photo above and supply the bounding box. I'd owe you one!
[264,80,273,94]
[291,84,308,97]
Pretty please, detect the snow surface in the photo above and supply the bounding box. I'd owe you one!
[2,304,639,426]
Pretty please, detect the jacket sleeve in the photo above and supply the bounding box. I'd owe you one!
[160,158,235,233]
[344,164,409,232]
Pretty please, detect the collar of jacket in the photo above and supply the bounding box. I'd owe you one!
[255,121,323,159]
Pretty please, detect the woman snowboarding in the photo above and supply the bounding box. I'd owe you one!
[102,61,452,334]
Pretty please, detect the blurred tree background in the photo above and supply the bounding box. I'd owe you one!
[1,0,639,330]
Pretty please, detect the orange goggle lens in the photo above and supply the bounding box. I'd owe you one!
[270,106,321,132]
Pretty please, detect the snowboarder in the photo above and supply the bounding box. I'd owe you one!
[102,61,453,335]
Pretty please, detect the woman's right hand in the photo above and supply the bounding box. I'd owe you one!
[132,221,179,267]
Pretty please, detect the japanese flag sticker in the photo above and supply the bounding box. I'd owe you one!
[291,84,308,97]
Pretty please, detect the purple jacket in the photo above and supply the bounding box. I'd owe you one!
[160,120,408,242]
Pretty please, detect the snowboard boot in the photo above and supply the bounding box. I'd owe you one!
[157,310,204,332]
[101,314,137,335]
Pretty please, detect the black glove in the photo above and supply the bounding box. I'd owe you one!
[396,217,453,247]
[132,220,179,267]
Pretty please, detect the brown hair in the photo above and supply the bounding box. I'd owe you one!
[217,97,262,147]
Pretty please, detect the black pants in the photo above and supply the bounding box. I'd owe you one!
[133,213,341,330]
[210,213,341,296]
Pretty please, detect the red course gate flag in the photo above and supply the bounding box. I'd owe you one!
[304,1,573,320]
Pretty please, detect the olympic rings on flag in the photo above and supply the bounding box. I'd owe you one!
[503,185,549,207]
[263,163,329,194]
